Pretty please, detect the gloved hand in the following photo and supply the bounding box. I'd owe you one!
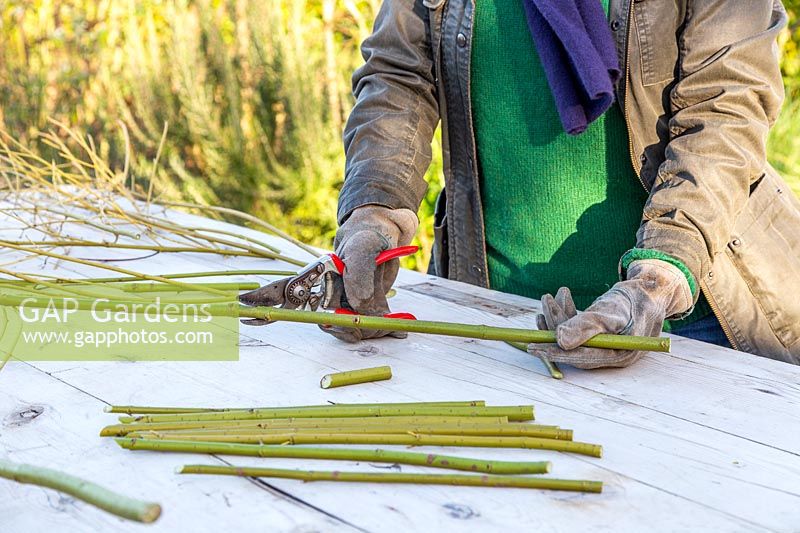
[528,259,693,369]
[321,205,418,343]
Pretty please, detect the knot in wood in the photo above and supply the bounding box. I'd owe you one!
[4,405,45,427]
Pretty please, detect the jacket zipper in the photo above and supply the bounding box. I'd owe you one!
[620,0,738,349]
[621,1,648,193]
[699,280,740,350]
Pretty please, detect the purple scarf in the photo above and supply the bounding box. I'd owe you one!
[521,0,621,135]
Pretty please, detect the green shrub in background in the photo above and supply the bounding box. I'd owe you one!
[770,0,800,194]
[0,0,797,271]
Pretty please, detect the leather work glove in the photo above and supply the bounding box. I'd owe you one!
[321,205,418,343]
[528,259,693,369]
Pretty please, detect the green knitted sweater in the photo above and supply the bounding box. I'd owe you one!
[471,0,710,326]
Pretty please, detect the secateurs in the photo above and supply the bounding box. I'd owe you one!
[238,246,419,325]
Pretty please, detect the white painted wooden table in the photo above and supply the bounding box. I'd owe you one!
[1,207,799,533]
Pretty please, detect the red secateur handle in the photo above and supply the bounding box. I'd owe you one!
[335,308,417,320]
[375,245,419,265]
[329,246,419,319]
[328,245,418,275]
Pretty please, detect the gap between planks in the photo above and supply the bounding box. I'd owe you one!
[210,454,370,533]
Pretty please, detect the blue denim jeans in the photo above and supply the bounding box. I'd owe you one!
[669,313,732,348]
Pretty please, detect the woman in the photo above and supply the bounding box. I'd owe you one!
[325,0,800,367]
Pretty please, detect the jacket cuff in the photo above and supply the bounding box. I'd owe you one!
[634,225,708,292]
[619,248,698,298]
[337,172,426,225]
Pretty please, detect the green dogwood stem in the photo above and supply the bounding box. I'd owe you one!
[178,464,603,493]
[0,292,670,352]
[115,438,551,475]
[0,459,161,523]
[235,306,671,352]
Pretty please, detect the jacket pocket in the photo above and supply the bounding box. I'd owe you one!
[632,0,680,86]
[726,171,800,349]
[428,188,450,277]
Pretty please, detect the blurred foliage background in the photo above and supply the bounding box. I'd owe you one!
[1,0,798,271]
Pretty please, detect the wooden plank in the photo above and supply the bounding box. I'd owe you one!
[400,282,537,317]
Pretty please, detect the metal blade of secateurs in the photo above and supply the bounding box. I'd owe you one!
[239,277,290,325]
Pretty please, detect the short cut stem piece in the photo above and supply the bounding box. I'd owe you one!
[0,459,161,523]
[320,366,392,389]
[115,438,551,475]
[178,464,602,493]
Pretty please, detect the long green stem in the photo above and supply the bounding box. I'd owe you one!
[320,366,392,389]
[123,405,535,424]
[121,211,298,262]
[178,464,603,493]
[0,281,259,293]
[11,270,296,285]
[0,266,148,301]
[13,200,143,240]
[0,459,161,523]
[131,432,602,457]
[0,240,275,260]
[104,400,486,415]
[143,198,319,257]
[0,240,232,296]
[185,226,281,254]
[239,307,671,352]
[121,210,282,255]
[108,282,260,292]
[0,306,22,371]
[136,424,572,440]
[0,290,670,353]
[101,416,512,436]
[115,438,551,475]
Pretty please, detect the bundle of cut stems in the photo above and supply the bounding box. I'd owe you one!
[115,438,552,475]
[128,432,602,458]
[0,459,161,523]
[104,401,604,493]
[178,464,603,493]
